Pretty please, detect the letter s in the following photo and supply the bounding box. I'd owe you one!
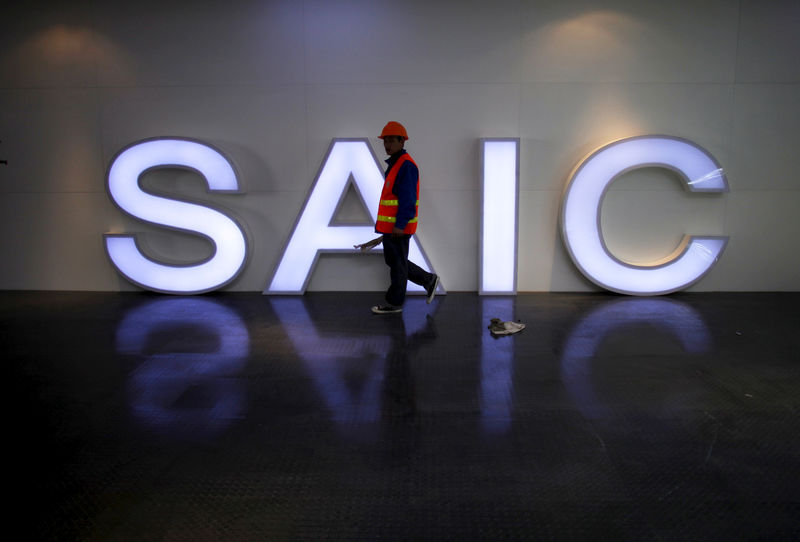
[104,138,248,294]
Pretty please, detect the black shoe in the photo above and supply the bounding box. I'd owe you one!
[426,274,440,304]
[372,304,402,314]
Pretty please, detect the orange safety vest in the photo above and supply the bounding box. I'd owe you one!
[375,154,419,234]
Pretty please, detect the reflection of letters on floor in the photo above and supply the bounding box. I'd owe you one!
[481,297,515,434]
[561,297,711,420]
[271,297,390,425]
[115,297,249,437]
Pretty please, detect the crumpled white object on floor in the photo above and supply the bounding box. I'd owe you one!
[488,318,525,336]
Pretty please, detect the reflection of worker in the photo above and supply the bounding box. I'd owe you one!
[370,121,439,315]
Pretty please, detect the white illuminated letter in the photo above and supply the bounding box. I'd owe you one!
[480,139,519,294]
[561,136,729,295]
[266,138,439,295]
[104,138,248,294]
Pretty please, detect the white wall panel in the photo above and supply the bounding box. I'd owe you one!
[729,84,800,190]
[0,1,97,88]
[736,0,800,83]
[0,193,117,290]
[721,190,800,290]
[0,88,104,194]
[304,0,522,84]
[521,0,739,83]
[93,0,305,87]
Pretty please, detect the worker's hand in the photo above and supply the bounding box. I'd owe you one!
[391,227,404,237]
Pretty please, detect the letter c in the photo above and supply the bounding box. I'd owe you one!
[560,136,729,295]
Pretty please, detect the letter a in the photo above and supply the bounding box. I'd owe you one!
[265,138,438,294]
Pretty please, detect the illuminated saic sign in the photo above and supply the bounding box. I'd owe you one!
[104,135,728,296]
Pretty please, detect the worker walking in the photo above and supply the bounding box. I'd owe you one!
[371,121,439,314]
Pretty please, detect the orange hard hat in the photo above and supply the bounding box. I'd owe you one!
[379,121,409,141]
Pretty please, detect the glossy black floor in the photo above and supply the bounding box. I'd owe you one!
[6,291,800,541]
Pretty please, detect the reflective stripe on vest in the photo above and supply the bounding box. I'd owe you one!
[377,215,419,224]
[380,200,420,206]
[375,154,419,234]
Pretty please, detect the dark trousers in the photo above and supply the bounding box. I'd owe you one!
[382,233,433,307]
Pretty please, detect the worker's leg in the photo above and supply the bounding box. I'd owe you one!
[382,233,409,307]
[408,261,433,288]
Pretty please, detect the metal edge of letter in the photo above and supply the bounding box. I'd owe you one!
[559,135,730,296]
[103,136,251,295]
[479,138,519,296]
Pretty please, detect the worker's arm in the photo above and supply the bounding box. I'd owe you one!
[392,161,418,234]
